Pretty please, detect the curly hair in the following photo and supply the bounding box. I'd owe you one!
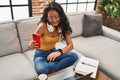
[39,2,72,39]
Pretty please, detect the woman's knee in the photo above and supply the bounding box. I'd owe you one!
[34,57,50,74]
[34,63,50,75]
[68,52,78,61]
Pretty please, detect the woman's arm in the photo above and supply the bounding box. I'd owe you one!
[47,33,73,61]
[61,33,73,54]
[28,22,45,50]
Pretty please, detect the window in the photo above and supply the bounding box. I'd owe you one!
[0,0,32,21]
[55,0,97,13]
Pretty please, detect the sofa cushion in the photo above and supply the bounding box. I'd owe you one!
[67,12,84,37]
[0,53,36,80]
[102,25,120,42]
[82,14,102,37]
[72,36,120,79]
[16,17,41,52]
[24,50,35,66]
[0,21,21,56]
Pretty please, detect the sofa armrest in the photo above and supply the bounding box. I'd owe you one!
[102,25,120,42]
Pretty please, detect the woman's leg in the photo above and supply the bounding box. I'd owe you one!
[53,51,78,71]
[34,49,57,75]
[34,57,50,74]
[34,49,78,74]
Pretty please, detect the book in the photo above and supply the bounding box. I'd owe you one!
[75,56,99,78]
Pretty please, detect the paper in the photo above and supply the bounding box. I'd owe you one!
[75,56,99,78]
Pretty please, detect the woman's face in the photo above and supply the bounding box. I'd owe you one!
[47,10,60,27]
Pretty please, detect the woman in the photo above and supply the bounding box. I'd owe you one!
[28,2,78,75]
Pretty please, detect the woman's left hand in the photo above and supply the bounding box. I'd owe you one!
[47,51,61,62]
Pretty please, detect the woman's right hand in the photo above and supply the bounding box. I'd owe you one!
[28,40,39,50]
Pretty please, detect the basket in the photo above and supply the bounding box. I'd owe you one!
[108,18,120,31]
[101,10,120,31]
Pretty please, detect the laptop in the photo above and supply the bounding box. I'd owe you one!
[47,66,93,80]
[64,72,93,80]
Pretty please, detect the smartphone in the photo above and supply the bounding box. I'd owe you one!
[32,34,40,48]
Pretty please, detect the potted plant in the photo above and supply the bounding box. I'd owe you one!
[99,0,120,31]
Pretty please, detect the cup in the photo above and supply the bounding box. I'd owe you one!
[38,74,48,80]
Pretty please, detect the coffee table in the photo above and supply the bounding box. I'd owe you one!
[89,70,112,80]
[33,66,112,80]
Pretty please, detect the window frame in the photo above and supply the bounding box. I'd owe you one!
[55,0,97,12]
[0,0,32,20]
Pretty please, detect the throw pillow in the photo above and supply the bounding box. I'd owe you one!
[82,14,103,37]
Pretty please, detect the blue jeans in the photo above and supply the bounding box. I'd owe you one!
[34,48,78,75]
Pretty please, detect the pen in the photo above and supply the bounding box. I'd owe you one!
[81,62,96,68]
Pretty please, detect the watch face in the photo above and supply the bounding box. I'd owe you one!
[38,74,48,80]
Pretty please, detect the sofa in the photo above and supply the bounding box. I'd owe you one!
[0,11,120,80]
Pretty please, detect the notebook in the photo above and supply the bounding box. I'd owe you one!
[75,56,99,78]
